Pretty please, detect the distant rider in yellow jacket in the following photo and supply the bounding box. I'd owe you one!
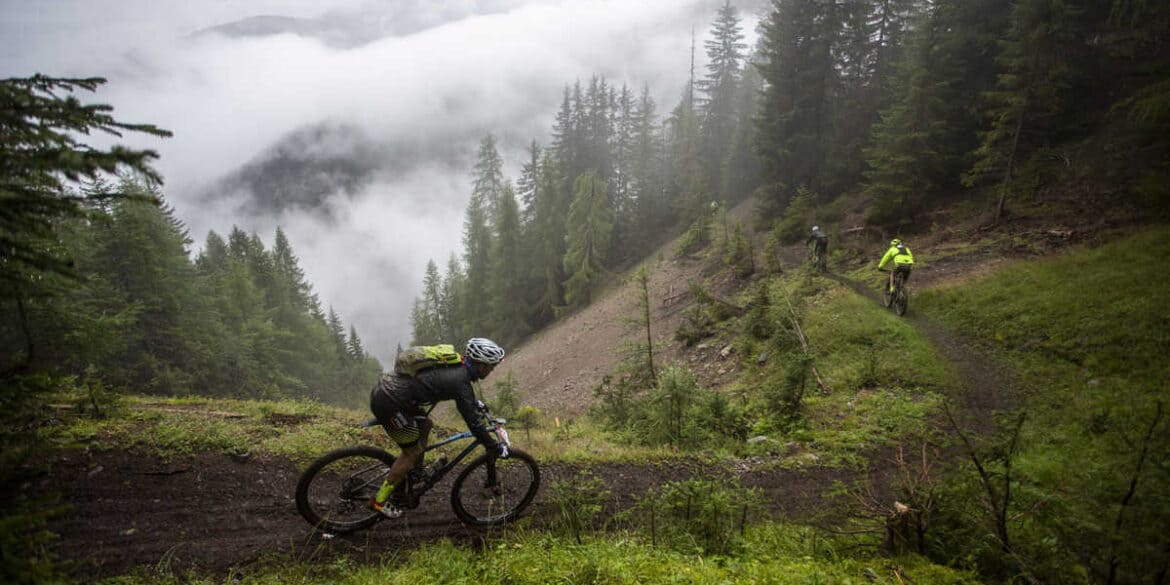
[877,238,914,292]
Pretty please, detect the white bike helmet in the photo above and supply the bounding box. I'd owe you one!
[465,338,506,365]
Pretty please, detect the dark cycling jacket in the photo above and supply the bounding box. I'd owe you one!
[374,364,497,448]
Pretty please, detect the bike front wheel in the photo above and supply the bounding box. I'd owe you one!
[295,445,396,534]
[450,448,540,526]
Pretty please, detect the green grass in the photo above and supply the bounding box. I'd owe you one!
[916,226,1170,581]
[919,227,1170,417]
[97,526,983,585]
[734,275,952,467]
[40,395,386,463]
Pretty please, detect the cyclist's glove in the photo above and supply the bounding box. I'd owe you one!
[490,442,510,459]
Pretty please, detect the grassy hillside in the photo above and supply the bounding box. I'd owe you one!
[916,227,1170,583]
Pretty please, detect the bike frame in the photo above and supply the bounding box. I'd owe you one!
[409,418,511,497]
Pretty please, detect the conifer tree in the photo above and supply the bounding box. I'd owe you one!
[966,0,1086,223]
[489,184,527,345]
[562,171,612,308]
[421,259,444,342]
[528,151,566,326]
[516,140,542,226]
[472,134,506,221]
[699,1,748,199]
[0,76,170,292]
[461,189,492,336]
[440,254,465,343]
[326,306,348,363]
[347,325,365,360]
[629,86,667,243]
[755,0,840,218]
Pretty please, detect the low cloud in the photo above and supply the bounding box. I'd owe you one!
[2,0,763,363]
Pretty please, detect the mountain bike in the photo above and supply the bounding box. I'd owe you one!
[881,267,910,316]
[809,242,828,273]
[295,402,540,534]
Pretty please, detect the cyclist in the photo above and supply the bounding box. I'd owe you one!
[877,238,914,293]
[806,226,828,270]
[368,337,508,517]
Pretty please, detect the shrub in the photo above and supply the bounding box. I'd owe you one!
[633,478,762,556]
[547,470,611,544]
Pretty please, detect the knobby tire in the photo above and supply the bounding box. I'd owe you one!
[296,445,397,534]
[450,448,540,526]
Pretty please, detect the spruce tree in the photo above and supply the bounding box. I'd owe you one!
[528,151,566,326]
[965,0,1086,223]
[472,134,506,221]
[440,254,465,343]
[0,76,170,292]
[699,1,748,199]
[755,0,840,218]
[489,184,527,345]
[562,171,612,308]
[461,189,492,336]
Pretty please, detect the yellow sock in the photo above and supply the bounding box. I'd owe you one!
[375,480,394,504]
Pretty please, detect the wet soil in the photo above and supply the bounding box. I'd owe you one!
[37,449,872,579]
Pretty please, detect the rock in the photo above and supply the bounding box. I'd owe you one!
[757,350,770,365]
[720,345,733,358]
[747,436,771,444]
[697,342,710,350]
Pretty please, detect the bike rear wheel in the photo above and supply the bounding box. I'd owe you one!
[894,288,908,316]
[296,445,396,534]
[450,448,540,526]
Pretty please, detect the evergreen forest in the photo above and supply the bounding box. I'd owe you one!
[2,1,1169,584]
[407,0,1170,350]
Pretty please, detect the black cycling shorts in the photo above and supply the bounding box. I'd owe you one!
[370,376,426,447]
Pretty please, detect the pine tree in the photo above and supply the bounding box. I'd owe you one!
[699,1,748,199]
[421,259,444,343]
[516,140,542,226]
[629,86,667,244]
[326,306,348,364]
[85,186,204,390]
[562,171,612,308]
[461,189,492,336]
[724,61,763,201]
[755,0,841,218]
[966,0,1086,223]
[472,134,506,221]
[1,76,169,376]
[489,184,527,345]
[440,254,465,343]
[666,40,708,226]
[528,151,566,326]
[347,325,365,360]
[0,76,170,292]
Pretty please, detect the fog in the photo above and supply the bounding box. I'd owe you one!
[2,0,761,363]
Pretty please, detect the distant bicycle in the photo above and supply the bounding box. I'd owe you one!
[809,245,828,273]
[881,267,910,316]
[295,402,540,534]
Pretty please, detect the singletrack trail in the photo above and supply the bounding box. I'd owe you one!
[823,270,1018,433]
[42,449,861,578]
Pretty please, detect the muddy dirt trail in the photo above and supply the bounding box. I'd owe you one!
[824,271,1018,433]
[41,448,872,579]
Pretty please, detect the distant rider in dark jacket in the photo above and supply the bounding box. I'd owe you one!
[368,337,507,517]
[806,226,828,270]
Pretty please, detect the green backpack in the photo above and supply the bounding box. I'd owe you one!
[394,344,463,377]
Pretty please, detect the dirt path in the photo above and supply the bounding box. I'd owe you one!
[824,270,1017,432]
[41,449,874,579]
